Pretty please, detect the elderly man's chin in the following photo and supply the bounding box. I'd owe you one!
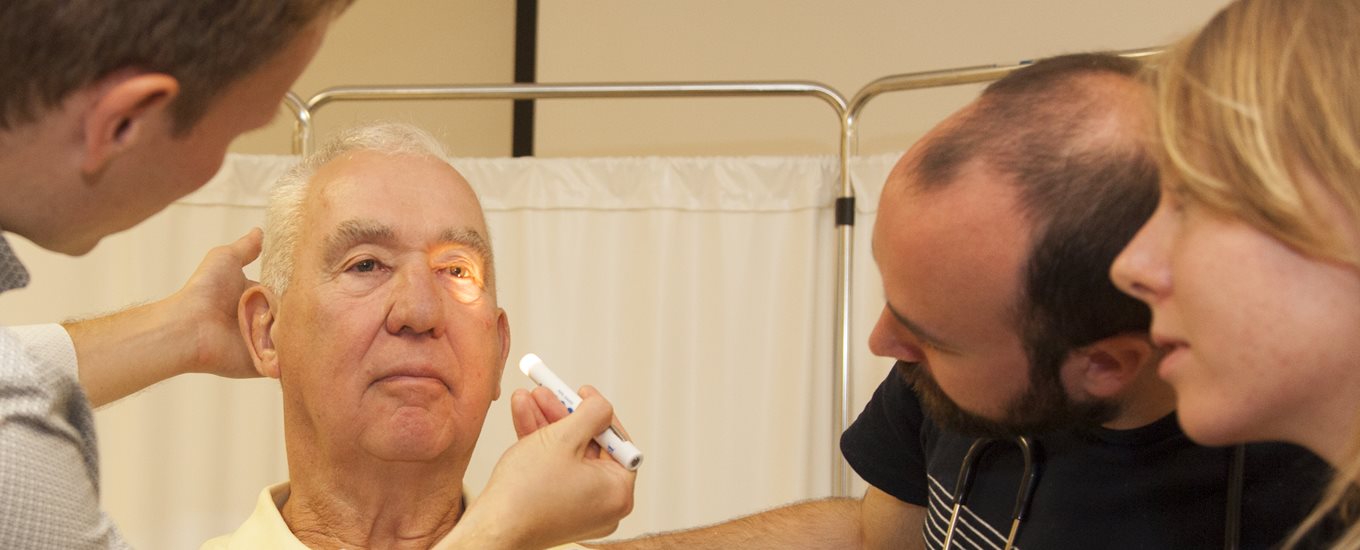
[359,382,467,461]
[894,361,1117,439]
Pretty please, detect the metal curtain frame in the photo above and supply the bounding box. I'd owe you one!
[288,82,848,155]
[282,92,311,155]
[830,46,1163,495]
[282,80,857,488]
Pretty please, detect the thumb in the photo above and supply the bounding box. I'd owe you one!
[543,394,615,453]
[226,227,264,265]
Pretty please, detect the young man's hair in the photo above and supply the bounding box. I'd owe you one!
[912,53,1159,383]
[0,0,353,134]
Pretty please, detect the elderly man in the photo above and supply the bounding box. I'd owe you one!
[516,54,1332,548]
[206,123,631,550]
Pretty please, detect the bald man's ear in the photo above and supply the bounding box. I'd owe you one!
[493,308,510,401]
[80,72,179,176]
[239,285,281,379]
[1061,333,1157,400]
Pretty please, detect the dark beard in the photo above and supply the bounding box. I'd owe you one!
[895,360,1118,439]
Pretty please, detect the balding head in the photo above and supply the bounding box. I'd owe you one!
[912,53,1158,375]
[871,53,1161,436]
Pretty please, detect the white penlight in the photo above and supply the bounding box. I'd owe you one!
[519,353,643,471]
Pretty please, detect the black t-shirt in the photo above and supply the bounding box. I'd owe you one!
[841,364,1333,549]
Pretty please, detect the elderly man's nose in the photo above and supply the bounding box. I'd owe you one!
[386,269,445,337]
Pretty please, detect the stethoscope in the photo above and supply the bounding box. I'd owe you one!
[940,438,1245,550]
[941,436,1040,550]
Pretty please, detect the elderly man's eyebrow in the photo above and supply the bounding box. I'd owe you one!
[885,301,959,353]
[438,228,493,264]
[322,219,397,268]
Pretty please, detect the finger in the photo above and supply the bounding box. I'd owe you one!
[578,385,633,440]
[544,394,616,455]
[531,386,571,422]
[536,386,603,459]
[510,388,549,438]
[226,227,264,265]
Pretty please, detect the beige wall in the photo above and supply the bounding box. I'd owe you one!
[230,0,517,157]
[228,1,1233,160]
[536,0,1231,157]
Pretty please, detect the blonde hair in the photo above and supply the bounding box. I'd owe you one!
[1155,0,1360,545]
[260,122,453,294]
[1156,0,1360,267]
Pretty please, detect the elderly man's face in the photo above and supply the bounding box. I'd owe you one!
[271,150,508,463]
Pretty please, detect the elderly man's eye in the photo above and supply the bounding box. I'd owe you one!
[349,259,379,273]
[442,264,479,280]
[436,262,485,303]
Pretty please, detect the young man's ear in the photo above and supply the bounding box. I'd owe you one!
[239,285,281,379]
[80,72,180,176]
[1060,332,1157,400]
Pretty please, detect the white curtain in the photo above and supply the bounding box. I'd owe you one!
[0,151,900,549]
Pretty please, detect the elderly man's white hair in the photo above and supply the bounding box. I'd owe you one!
[260,122,451,294]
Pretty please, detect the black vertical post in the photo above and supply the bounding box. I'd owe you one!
[512,0,538,157]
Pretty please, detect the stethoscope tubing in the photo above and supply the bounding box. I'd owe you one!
[942,436,1039,550]
[939,437,1245,550]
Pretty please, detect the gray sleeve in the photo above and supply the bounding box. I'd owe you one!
[0,325,130,550]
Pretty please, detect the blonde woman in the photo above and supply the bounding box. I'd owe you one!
[1111,0,1360,545]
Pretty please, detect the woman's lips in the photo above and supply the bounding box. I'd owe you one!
[1153,335,1190,378]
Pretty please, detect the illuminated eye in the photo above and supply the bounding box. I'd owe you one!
[351,259,378,273]
[442,263,485,304]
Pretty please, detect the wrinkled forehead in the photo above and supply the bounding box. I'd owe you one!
[304,151,489,238]
[296,152,495,262]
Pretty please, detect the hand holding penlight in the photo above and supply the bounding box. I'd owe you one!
[518,353,643,471]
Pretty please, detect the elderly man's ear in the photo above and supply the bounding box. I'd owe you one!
[239,285,281,379]
[495,308,511,401]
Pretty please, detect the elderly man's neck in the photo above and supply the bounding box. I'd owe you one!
[283,460,467,549]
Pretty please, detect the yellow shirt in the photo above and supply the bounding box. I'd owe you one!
[201,482,587,550]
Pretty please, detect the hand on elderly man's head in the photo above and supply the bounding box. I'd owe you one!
[172,227,265,379]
